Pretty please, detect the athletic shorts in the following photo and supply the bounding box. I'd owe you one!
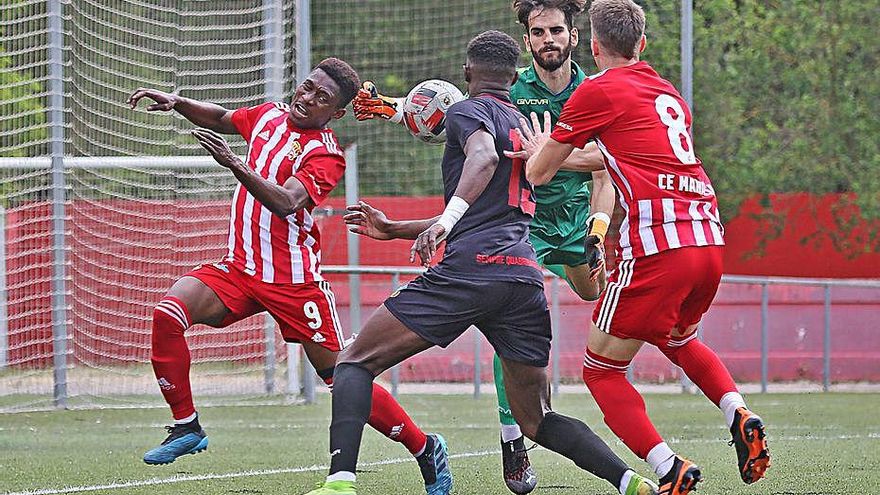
[187,262,345,351]
[384,269,552,367]
[530,196,592,269]
[592,246,723,347]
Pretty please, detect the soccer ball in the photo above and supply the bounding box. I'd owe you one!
[402,79,465,145]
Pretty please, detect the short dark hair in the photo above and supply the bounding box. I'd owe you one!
[589,0,646,59]
[315,57,360,108]
[512,0,587,30]
[466,30,520,78]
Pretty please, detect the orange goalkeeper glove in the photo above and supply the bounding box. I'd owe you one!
[352,81,404,123]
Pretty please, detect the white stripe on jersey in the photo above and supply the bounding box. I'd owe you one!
[618,200,633,259]
[321,131,341,155]
[227,110,283,262]
[293,140,324,171]
[688,201,708,246]
[249,109,285,148]
[702,202,724,244]
[243,123,288,275]
[596,139,633,201]
[257,132,299,282]
[662,198,681,249]
[226,185,242,260]
[302,210,321,281]
[637,200,658,256]
[287,214,303,283]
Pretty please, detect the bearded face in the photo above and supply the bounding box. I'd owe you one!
[524,8,579,73]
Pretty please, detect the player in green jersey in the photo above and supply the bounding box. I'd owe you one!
[350,2,616,494]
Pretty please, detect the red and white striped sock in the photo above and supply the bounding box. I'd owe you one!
[582,348,663,459]
[150,296,195,421]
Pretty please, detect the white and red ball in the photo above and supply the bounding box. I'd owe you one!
[402,79,465,144]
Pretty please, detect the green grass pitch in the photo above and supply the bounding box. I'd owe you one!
[1,393,877,494]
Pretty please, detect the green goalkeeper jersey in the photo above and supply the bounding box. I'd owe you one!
[511,61,592,210]
[510,61,592,270]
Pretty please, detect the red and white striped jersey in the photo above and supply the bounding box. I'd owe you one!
[225,102,345,284]
[552,61,724,260]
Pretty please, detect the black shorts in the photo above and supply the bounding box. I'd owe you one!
[384,269,551,367]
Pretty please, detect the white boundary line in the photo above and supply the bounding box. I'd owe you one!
[5,433,880,495]
[2,450,499,495]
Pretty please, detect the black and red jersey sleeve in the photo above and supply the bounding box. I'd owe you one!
[551,79,617,149]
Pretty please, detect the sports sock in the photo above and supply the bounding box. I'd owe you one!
[150,297,195,421]
[328,363,374,478]
[582,349,663,459]
[719,391,748,428]
[661,339,739,406]
[320,368,427,456]
[618,470,635,495]
[367,383,428,455]
[493,353,521,442]
[534,411,629,488]
[646,442,676,478]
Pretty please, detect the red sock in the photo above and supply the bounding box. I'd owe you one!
[368,383,428,455]
[582,349,662,459]
[322,375,427,456]
[662,337,738,405]
[150,297,195,420]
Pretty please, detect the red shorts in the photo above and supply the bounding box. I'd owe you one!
[187,262,345,351]
[592,246,722,347]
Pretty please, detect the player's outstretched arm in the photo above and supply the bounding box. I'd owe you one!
[344,201,438,241]
[410,129,498,266]
[559,142,606,173]
[128,88,237,134]
[191,128,311,216]
[504,111,581,182]
[352,81,406,125]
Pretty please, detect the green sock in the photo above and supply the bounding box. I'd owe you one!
[493,353,517,426]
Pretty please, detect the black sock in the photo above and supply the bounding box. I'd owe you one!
[328,363,375,475]
[534,412,629,488]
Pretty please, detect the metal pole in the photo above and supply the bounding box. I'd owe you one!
[390,273,400,397]
[760,283,769,393]
[680,0,694,108]
[295,0,311,85]
[263,0,285,102]
[345,144,361,333]
[49,0,68,409]
[473,327,481,399]
[286,343,300,397]
[264,315,276,394]
[0,206,7,370]
[823,285,831,392]
[550,277,560,396]
[296,0,316,404]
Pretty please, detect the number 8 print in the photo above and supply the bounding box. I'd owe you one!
[303,301,323,329]
[655,94,696,164]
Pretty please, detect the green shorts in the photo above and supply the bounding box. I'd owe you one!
[530,193,592,279]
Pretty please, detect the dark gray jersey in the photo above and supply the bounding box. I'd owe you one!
[436,93,543,287]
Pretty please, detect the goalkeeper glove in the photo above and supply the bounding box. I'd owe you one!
[584,212,611,270]
[352,81,404,123]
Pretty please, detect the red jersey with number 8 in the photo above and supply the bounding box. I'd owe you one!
[551,61,723,260]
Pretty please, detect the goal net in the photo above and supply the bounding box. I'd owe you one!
[1,0,699,413]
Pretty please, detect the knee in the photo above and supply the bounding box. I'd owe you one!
[152,298,191,339]
[336,347,381,377]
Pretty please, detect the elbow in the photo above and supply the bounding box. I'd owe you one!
[526,168,550,186]
[272,194,310,218]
